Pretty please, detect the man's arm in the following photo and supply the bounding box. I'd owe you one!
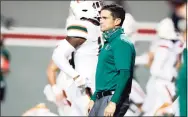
[175,53,182,70]
[47,60,59,86]
[111,41,134,104]
[146,51,154,68]
[111,70,130,103]
[90,91,97,102]
[66,36,86,81]
[50,37,86,97]
[52,20,88,86]
[52,37,86,80]
[146,39,159,67]
[46,59,64,98]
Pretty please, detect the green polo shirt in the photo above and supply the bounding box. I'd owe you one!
[91,27,136,103]
[177,48,187,116]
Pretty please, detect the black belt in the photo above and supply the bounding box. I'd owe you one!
[96,90,115,99]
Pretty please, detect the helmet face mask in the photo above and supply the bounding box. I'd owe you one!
[0,35,4,47]
[92,1,103,21]
[92,1,103,14]
[70,1,103,22]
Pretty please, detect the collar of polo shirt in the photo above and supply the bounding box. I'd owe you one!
[102,27,124,43]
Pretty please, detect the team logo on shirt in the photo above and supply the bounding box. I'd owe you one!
[105,44,111,50]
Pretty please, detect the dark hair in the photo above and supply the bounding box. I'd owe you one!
[101,4,125,26]
[0,35,4,47]
[169,0,186,7]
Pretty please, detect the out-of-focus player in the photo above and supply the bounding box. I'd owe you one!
[154,96,180,116]
[122,13,137,44]
[22,103,58,116]
[175,2,187,114]
[0,35,11,103]
[44,1,103,116]
[154,19,187,116]
[141,17,184,116]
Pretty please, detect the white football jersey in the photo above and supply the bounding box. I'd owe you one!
[66,19,101,91]
[150,39,184,80]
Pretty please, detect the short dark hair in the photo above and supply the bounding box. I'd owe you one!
[101,4,126,26]
[168,0,186,7]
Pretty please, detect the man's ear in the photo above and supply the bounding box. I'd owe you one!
[114,18,121,26]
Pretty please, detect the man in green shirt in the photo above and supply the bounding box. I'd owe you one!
[87,4,136,117]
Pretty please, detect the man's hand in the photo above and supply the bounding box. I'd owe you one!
[104,101,116,117]
[87,100,94,115]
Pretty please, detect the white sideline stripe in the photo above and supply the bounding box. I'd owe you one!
[4,37,153,47]
[4,39,60,47]
[1,26,66,35]
[1,22,157,34]
[2,22,158,47]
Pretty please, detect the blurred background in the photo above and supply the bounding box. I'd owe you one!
[1,1,171,28]
[0,0,186,116]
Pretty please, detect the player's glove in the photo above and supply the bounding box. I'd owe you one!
[73,75,86,88]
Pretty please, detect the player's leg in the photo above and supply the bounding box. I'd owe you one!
[44,72,72,116]
[147,82,170,115]
[55,73,73,116]
[144,79,175,116]
[159,80,176,104]
[172,97,180,116]
[67,82,90,116]
[130,79,146,104]
[141,76,157,114]
[126,79,145,115]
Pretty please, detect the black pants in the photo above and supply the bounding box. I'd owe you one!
[0,81,6,102]
[114,97,130,117]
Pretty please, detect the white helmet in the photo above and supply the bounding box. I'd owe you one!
[157,17,178,40]
[122,13,137,36]
[70,1,103,22]
[92,1,103,14]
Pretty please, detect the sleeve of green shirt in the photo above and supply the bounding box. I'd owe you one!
[113,40,132,70]
[90,91,97,101]
[111,41,133,103]
[111,70,130,103]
